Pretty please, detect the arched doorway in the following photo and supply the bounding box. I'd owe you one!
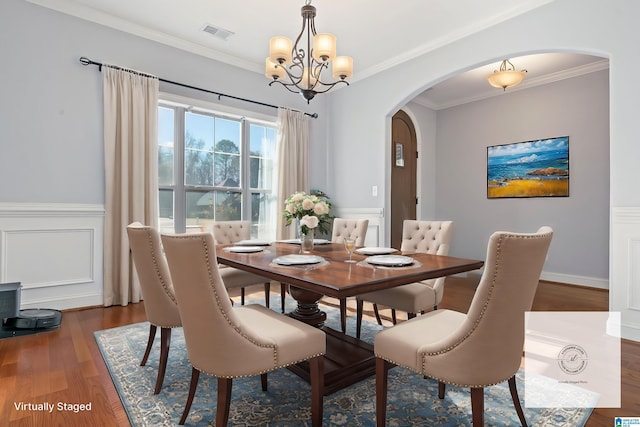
[390,109,417,249]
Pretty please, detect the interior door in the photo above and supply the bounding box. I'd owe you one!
[390,109,417,249]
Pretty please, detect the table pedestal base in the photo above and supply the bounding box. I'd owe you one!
[288,327,376,396]
[286,285,376,395]
[287,286,326,327]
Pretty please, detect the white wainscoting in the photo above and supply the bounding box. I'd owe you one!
[611,207,640,341]
[332,207,384,247]
[0,203,104,310]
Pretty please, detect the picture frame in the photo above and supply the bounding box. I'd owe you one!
[487,136,569,199]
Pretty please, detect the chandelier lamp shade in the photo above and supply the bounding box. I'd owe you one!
[266,0,353,103]
[487,59,527,90]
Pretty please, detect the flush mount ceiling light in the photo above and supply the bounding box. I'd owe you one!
[265,0,353,103]
[487,59,527,91]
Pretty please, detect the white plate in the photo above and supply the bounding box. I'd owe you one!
[225,246,265,253]
[355,247,398,255]
[235,239,271,246]
[273,255,324,265]
[280,239,331,245]
[366,255,414,267]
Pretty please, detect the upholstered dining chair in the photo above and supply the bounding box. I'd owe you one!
[161,231,326,427]
[211,220,280,310]
[355,220,452,338]
[374,226,553,427]
[330,218,369,333]
[126,222,182,395]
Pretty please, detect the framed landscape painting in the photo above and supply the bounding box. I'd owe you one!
[487,136,569,198]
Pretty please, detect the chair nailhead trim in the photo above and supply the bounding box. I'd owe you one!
[144,229,178,305]
[375,354,513,388]
[197,234,326,377]
[411,231,551,383]
[191,353,326,379]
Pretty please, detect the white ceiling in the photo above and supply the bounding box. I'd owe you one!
[28,0,608,109]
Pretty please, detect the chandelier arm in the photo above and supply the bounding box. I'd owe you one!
[307,79,350,95]
[292,21,308,66]
[276,63,304,86]
[269,79,305,94]
[306,62,328,90]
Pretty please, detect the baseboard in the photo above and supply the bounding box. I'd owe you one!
[456,270,608,290]
[19,292,103,311]
[621,323,640,342]
[540,271,608,290]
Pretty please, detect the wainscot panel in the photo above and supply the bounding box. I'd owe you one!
[332,207,384,247]
[611,207,640,341]
[0,203,104,310]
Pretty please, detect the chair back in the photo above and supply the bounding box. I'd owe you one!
[400,220,452,254]
[400,220,453,304]
[331,218,369,245]
[126,223,181,327]
[423,227,553,385]
[161,232,281,376]
[211,220,251,244]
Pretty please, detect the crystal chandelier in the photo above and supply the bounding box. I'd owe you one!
[487,59,527,91]
[265,0,353,103]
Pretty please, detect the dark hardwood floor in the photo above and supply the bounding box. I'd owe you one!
[0,278,637,426]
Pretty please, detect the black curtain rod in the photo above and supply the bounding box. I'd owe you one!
[79,57,318,119]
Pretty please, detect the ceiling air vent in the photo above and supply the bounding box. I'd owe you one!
[202,24,234,41]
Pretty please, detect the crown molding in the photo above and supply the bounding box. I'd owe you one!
[25,0,262,74]
[413,59,609,110]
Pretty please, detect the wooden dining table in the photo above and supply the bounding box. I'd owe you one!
[217,241,484,395]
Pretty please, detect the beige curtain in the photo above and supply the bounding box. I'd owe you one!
[102,65,159,306]
[276,108,309,239]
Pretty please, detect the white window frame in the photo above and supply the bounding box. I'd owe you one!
[158,94,278,238]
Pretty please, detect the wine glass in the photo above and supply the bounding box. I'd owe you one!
[344,238,357,263]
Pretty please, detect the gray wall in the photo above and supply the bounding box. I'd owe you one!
[0,0,330,204]
[434,70,609,281]
[324,0,633,288]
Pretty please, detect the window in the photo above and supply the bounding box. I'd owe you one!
[157,100,278,240]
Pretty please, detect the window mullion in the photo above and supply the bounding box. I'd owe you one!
[241,119,251,222]
[174,106,187,233]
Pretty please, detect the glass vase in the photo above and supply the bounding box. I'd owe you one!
[300,227,315,253]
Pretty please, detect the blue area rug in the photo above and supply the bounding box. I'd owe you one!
[95,297,594,426]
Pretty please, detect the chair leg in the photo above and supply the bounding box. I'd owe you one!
[309,355,324,427]
[280,283,287,313]
[391,309,397,325]
[356,299,364,339]
[508,376,528,427]
[438,381,445,399]
[179,367,200,425]
[154,327,172,394]
[376,357,393,427]
[264,282,271,308]
[241,287,245,305]
[407,312,416,320]
[261,373,268,391]
[216,377,233,427]
[339,298,347,333]
[470,387,484,427]
[140,324,157,366]
[373,303,383,325]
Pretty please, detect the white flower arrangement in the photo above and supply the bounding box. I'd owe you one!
[283,191,333,235]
